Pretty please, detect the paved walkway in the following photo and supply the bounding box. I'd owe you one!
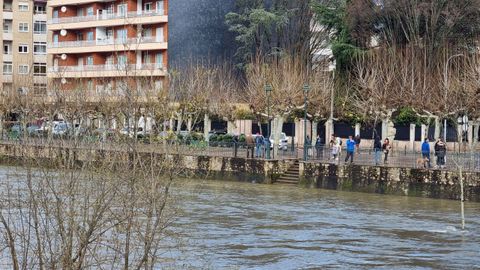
[1,139,479,173]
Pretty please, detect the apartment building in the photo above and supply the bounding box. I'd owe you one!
[1,0,48,95]
[47,0,168,98]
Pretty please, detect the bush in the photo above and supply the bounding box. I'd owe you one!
[394,107,427,126]
[238,134,246,143]
[209,134,218,142]
[222,134,233,142]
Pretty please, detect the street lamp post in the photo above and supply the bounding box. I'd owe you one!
[443,54,464,143]
[265,84,272,159]
[303,84,310,161]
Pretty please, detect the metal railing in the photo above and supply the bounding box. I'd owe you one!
[48,36,164,48]
[48,10,165,24]
[1,134,479,172]
[48,63,164,73]
[303,145,480,172]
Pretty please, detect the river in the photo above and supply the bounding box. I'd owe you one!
[167,180,480,269]
[1,166,479,269]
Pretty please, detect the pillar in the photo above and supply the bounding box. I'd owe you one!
[420,124,427,143]
[355,123,361,137]
[236,119,252,136]
[204,114,211,141]
[227,121,236,135]
[325,119,334,143]
[295,119,311,146]
[468,121,474,149]
[381,120,388,140]
[458,124,463,143]
[474,123,479,144]
[312,121,318,143]
[409,124,416,151]
[169,118,174,132]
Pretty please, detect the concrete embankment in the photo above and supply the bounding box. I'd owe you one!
[0,143,479,201]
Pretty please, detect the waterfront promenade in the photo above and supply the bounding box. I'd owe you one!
[1,138,479,173]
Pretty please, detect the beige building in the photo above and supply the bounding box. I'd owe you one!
[1,0,48,96]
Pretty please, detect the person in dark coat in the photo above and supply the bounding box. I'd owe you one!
[434,138,447,169]
[354,135,361,154]
[373,136,382,165]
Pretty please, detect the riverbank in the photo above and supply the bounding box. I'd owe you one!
[0,141,479,201]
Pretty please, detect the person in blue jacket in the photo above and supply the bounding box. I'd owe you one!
[344,135,356,163]
[421,138,431,168]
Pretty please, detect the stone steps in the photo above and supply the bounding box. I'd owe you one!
[275,161,300,185]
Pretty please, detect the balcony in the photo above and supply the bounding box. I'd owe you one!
[49,0,128,7]
[47,63,167,78]
[47,37,167,54]
[2,75,12,83]
[3,53,12,62]
[48,10,167,30]
[2,31,13,40]
[3,10,13,19]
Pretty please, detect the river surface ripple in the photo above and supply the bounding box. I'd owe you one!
[168,180,480,269]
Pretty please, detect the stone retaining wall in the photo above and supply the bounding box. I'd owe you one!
[1,143,479,201]
[300,162,480,202]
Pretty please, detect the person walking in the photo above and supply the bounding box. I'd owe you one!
[255,133,264,158]
[315,135,324,160]
[344,135,356,163]
[382,138,391,164]
[373,135,382,165]
[354,134,361,154]
[421,138,431,168]
[434,138,447,169]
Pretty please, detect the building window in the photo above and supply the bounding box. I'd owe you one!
[3,23,11,33]
[86,56,94,66]
[117,55,127,69]
[3,62,12,75]
[18,22,29,32]
[116,29,127,42]
[86,7,94,16]
[156,1,164,14]
[87,80,93,91]
[33,83,47,95]
[18,64,29,74]
[156,53,163,68]
[34,4,46,14]
[18,44,28,53]
[86,31,94,41]
[33,63,46,76]
[144,2,152,12]
[33,21,46,34]
[33,42,46,55]
[117,4,126,16]
[18,2,28,11]
[3,44,11,54]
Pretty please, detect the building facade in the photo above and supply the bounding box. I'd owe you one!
[1,0,48,95]
[47,0,168,99]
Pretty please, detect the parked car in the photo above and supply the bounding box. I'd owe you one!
[26,124,43,137]
[120,127,150,138]
[252,132,290,150]
[52,122,72,137]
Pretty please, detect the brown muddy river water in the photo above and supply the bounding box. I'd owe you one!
[168,179,480,269]
[0,166,479,269]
